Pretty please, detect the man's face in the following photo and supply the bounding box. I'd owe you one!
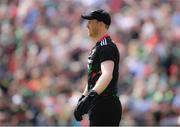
[87,20,99,38]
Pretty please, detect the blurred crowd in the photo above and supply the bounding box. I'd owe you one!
[0,0,179,126]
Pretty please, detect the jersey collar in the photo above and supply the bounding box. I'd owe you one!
[97,34,110,43]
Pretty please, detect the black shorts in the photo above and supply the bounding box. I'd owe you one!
[88,95,122,126]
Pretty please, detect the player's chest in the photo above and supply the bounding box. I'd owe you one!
[87,48,100,72]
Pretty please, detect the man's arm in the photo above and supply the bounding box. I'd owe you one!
[92,60,114,95]
[74,84,88,121]
[74,60,114,120]
[82,84,88,96]
[82,59,114,96]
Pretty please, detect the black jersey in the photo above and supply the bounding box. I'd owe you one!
[87,34,120,96]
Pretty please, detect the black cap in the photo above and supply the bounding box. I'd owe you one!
[81,9,111,26]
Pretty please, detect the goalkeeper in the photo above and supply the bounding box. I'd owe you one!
[74,9,122,126]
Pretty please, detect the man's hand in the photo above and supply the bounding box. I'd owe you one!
[76,90,99,116]
[74,107,83,121]
[74,95,85,121]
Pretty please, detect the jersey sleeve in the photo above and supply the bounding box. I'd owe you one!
[98,45,116,63]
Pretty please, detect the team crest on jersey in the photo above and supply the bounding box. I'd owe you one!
[88,48,96,73]
[88,48,96,64]
[89,48,96,57]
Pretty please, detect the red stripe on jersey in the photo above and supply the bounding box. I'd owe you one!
[97,34,110,42]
